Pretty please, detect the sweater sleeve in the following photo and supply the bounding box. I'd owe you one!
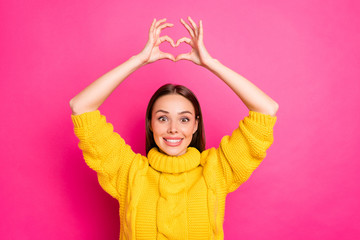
[216,111,277,193]
[71,110,136,199]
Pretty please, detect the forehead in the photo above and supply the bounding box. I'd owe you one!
[152,94,195,113]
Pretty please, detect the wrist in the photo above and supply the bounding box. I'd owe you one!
[203,57,219,70]
[131,54,148,67]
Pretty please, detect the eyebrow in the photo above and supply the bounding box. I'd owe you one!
[155,110,193,115]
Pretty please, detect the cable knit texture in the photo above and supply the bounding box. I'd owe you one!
[71,110,277,240]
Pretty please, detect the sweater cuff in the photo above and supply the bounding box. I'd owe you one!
[71,110,101,128]
[248,111,277,128]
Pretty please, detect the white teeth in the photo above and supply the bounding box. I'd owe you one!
[165,138,181,143]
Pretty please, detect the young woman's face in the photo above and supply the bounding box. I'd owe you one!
[151,94,199,156]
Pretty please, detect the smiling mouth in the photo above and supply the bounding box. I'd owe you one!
[163,138,183,146]
[164,138,182,143]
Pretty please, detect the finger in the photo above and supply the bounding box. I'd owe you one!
[175,53,191,62]
[155,18,167,28]
[150,18,156,31]
[157,23,174,32]
[160,52,175,61]
[180,18,195,38]
[149,18,156,33]
[149,18,156,41]
[175,37,191,47]
[187,16,198,35]
[199,20,203,42]
[160,35,175,47]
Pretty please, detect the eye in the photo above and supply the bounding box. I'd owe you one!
[158,116,168,122]
[180,117,190,123]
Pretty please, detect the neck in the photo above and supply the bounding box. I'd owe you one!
[147,147,201,173]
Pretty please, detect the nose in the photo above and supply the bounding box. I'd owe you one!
[167,120,178,134]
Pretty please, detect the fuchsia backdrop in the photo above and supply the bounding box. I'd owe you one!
[1,0,359,239]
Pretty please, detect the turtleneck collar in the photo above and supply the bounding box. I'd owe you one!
[147,147,201,174]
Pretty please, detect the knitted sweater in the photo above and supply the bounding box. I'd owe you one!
[71,110,277,240]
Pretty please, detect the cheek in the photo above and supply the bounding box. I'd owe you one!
[181,124,196,136]
[151,122,164,136]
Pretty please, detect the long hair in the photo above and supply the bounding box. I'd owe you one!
[145,83,205,155]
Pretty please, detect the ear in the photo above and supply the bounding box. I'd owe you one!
[193,118,199,134]
[149,121,153,132]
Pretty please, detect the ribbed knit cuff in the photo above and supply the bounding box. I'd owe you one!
[248,111,277,128]
[71,110,101,128]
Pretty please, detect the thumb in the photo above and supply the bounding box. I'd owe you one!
[159,52,175,61]
[175,53,191,62]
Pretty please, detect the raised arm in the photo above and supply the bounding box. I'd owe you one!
[69,18,176,115]
[175,17,279,116]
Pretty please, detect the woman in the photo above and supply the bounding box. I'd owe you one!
[70,17,278,240]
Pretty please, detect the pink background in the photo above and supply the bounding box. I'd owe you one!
[1,0,359,239]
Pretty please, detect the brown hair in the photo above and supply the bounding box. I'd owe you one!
[145,83,205,155]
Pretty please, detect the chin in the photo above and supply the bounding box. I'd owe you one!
[156,137,190,156]
[160,146,187,156]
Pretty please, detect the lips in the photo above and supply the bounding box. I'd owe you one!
[163,137,183,146]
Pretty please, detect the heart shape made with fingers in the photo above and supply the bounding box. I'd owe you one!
[146,17,205,62]
[158,36,192,60]
[160,39,191,59]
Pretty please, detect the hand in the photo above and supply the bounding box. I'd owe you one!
[175,17,214,67]
[138,18,176,64]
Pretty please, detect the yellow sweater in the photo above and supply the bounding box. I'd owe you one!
[71,110,277,240]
